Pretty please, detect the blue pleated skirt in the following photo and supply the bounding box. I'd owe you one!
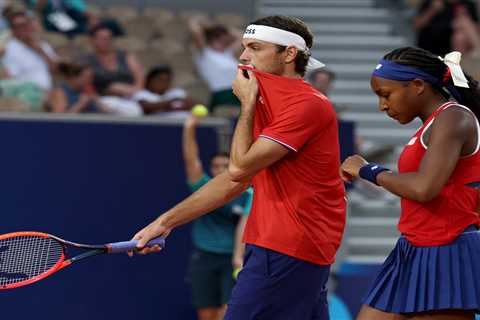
[363,226,480,314]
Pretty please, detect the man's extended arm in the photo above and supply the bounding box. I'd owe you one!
[132,171,249,252]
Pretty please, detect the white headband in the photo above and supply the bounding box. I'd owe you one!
[243,24,325,71]
[438,51,469,88]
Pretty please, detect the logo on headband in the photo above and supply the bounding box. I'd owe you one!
[375,64,383,70]
[245,28,256,35]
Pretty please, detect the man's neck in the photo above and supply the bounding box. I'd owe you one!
[280,69,302,79]
[278,64,303,79]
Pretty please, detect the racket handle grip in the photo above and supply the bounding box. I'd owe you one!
[107,237,165,253]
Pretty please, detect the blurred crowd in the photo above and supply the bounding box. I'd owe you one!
[0,1,477,138]
[0,1,249,118]
[406,0,480,80]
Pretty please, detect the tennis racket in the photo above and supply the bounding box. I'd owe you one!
[0,231,165,290]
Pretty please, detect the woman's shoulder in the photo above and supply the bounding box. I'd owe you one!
[439,104,476,120]
[433,104,476,135]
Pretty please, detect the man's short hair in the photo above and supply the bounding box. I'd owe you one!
[250,15,314,76]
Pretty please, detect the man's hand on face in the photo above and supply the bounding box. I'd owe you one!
[232,66,258,109]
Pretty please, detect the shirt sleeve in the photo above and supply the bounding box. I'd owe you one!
[187,173,211,192]
[260,98,334,152]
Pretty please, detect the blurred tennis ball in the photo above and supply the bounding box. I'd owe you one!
[233,267,242,280]
[191,104,209,117]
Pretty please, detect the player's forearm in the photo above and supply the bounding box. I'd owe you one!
[182,122,200,164]
[188,19,206,49]
[229,103,255,177]
[156,171,249,229]
[376,171,443,203]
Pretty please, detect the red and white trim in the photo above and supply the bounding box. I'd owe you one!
[419,102,480,157]
[259,135,297,152]
[451,104,480,157]
[419,101,456,149]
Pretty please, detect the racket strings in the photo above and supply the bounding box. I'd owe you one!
[0,236,63,286]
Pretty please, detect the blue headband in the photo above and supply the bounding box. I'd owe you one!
[372,59,463,103]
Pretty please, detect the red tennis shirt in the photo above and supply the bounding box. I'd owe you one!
[242,68,346,265]
[398,102,480,246]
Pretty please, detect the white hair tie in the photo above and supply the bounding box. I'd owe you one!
[438,51,469,88]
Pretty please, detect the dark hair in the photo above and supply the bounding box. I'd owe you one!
[145,64,172,88]
[88,23,113,37]
[58,61,89,78]
[251,15,314,76]
[204,25,229,44]
[383,46,480,120]
[308,68,336,83]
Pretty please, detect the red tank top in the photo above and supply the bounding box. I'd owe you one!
[398,101,480,246]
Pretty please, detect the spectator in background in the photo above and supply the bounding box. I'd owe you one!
[48,61,109,113]
[25,0,124,38]
[188,17,241,110]
[84,24,144,98]
[132,64,194,117]
[308,67,348,113]
[308,67,392,171]
[182,114,252,320]
[413,0,478,56]
[0,4,16,75]
[455,7,480,80]
[2,10,58,91]
[0,5,47,112]
[452,2,480,53]
[0,0,14,32]
[308,68,335,96]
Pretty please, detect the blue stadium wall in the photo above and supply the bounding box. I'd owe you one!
[0,115,360,320]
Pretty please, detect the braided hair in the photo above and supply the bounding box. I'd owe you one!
[383,47,480,120]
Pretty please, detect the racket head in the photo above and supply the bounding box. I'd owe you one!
[0,232,67,290]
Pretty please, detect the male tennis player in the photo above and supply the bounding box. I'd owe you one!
[132,15,346,319]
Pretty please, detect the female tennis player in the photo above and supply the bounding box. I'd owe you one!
[341,47,480,320]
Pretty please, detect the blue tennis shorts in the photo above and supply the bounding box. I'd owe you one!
[224,244,331,320]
